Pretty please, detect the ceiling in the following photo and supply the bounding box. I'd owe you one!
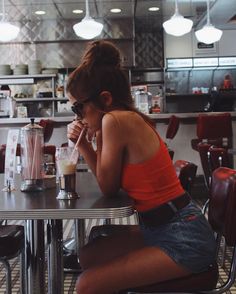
[1,0,236,31]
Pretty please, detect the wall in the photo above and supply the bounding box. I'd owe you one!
[164,29,236,59]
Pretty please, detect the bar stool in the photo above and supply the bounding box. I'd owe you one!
[197,142,212,190]
[208,145,230,171]
[121,167,236,294]
[165,115,180,160]
[39,119,54,143]
[191,112,233,151]
[0,225,25,294]
[174,160,197,195]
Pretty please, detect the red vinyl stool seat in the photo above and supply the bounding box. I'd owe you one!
[165,115,180,160]
[191,113,233,151]
[39,119,54,143]
[166,115,180,140]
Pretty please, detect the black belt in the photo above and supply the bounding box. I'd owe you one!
[138,193,191,227]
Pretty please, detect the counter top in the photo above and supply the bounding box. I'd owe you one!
[149,111,236,120]
[1,112,236,125]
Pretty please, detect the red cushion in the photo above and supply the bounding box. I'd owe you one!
[197,113,232,140]
[166,115,180,139]
[208,167,236,246]
[39,119,54,143]
[0,225,24,257]
[123,263,218,293]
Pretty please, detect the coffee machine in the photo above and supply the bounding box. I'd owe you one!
[0,88,10,117]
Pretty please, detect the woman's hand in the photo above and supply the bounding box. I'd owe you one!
[67,120,87,145]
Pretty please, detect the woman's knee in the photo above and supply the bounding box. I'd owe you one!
[76,271,106,294]
[76,272,91,293]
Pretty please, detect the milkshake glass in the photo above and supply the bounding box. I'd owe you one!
[56,147,79,200]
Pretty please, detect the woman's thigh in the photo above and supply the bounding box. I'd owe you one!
[76,246,190,294]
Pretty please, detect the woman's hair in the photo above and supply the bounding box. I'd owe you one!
[66,40,152,123]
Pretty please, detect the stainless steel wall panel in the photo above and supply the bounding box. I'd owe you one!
[0,17,134,68]
[0,43,36,65]
[35,41,134,68]
[4,18,133,42]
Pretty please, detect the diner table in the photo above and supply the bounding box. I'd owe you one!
[0,172,134,294]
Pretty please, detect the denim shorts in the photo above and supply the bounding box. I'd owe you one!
[139,201,217,273]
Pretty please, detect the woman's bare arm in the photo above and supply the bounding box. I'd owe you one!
[96,114,125,196]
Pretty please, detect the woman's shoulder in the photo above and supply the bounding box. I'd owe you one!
[104,110,141,123]
[103,110,149,136]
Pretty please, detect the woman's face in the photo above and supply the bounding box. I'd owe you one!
[69,94,104,134]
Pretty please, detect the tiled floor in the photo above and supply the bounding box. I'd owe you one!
[1,211,236,293]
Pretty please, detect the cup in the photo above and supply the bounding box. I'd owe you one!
[55,147,79,200]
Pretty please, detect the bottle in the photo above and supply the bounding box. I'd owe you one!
[134,88,149,114]
[45,162,56,175]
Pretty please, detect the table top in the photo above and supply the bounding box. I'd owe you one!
[0,173,134,220]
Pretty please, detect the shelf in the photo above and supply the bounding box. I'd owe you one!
[0,74,57,85]
[0,74,57,79]
[13,97,68,102]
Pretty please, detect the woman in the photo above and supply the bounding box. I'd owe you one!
[67,40,216,294]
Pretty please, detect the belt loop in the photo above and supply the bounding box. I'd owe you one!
[167,201,178,213]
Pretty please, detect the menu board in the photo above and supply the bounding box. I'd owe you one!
[219,57,236,66]
[193,58,218,67]
[167,58,193,68]
[166,57,236,69]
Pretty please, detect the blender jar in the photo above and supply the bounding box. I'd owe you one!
[20,118,45,192]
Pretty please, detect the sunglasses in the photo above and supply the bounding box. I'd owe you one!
[71,98,91,118]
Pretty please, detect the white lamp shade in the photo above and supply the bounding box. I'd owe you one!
[195,24,223,44]
[0,21,20,42]
[73,16,103,39]
[163,13,193,37]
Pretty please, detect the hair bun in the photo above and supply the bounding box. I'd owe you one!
[82,40,121,69]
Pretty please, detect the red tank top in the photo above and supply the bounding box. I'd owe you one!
[121,128,184,212]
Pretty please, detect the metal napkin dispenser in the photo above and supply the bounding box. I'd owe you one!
[20,118,45,192]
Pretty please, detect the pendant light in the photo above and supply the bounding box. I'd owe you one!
[73,0,103,40]
[195,0,222,44]
[0,0,20,42]
[163,0,193,37]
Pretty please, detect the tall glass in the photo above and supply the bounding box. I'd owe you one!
[55,147,79,200]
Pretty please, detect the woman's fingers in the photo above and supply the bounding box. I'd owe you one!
[67,120,84,142]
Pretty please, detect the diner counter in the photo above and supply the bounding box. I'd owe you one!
[1,111,236,125]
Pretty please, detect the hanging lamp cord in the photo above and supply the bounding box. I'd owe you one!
[1,0,6,21]
[85,0,90,18]
[206,0,211,25]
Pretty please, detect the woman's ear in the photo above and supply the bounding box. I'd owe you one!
[99,91,113,108]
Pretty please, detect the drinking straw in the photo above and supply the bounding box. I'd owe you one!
[24,133,33,179]
[31,133,38,179]
[69,127,86,163]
